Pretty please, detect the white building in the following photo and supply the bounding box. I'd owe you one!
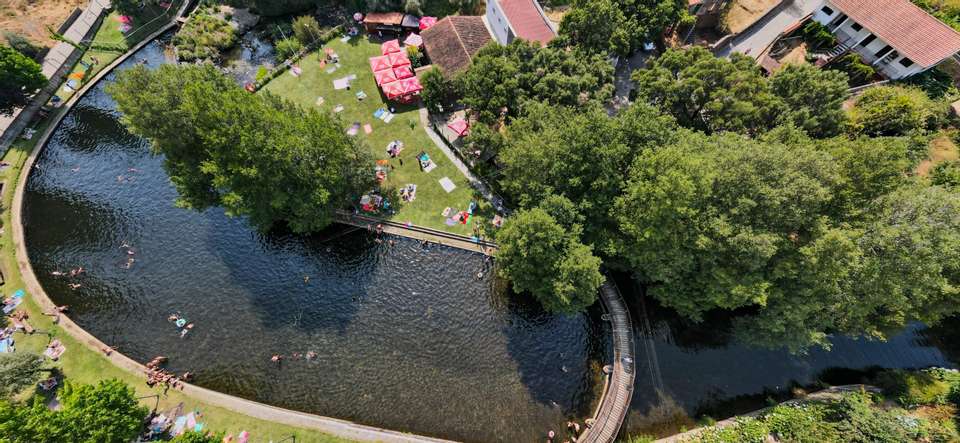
[485,0,556,46]
[813,0,960,79]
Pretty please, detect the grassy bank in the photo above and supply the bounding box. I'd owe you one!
[261,36,492,236]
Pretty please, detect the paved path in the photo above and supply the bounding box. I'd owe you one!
[715,0,819,59]
[0,0,111,152]
[418,107,506,213]
[579,278,636,443]
[335,210,497,255]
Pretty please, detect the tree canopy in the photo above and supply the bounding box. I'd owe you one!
[0,44,46,116]
[847,85,946,137]
[0,352,48,399]
[633,47,851,138]
[558,0,686,55]
[496,205,603,313]
[457,40,614,124]
[0,379,148,442]
[108,64,372,233]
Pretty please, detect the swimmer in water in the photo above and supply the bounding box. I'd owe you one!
[68,283,81,290]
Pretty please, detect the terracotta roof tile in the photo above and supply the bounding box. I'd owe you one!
[421,16,492,75]
[831,0,960,67]
[498,0,556,45]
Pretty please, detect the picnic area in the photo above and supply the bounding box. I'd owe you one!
[261,35,492,236]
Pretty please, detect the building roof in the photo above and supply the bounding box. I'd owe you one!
[363,12,404,26]
[830,0,960,67]
[421,16,492,75]
[497,0,556,45]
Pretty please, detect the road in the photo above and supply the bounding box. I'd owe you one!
[716,0,820,59]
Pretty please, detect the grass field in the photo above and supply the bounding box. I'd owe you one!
[262,36,491,236]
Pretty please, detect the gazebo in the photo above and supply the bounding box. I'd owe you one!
[381,39,402,54]
[419,16,437,30]
[369,55,392,72]
[381,81,406,100]
[393,65,414,79]
[398,77,423,97]
[374,68,398,85]
[388,51,410,67]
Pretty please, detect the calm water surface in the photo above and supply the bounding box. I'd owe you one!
[22,36,957,442]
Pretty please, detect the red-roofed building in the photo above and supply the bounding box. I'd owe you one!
[485,0,556,46]
[813,0,960,79]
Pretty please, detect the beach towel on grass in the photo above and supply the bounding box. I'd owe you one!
[346,123,360,136]
[383,113,395,123]
[332,77,351,90]
[3,289,24,314]
[333,105,344,113]
[364,124,373,134]
[439,177,456,193]
[0,338,13,353]
[325,66,337,74]
[374,109,385,118]
[171,416,187,435]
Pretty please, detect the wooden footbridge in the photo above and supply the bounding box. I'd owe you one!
[580,277,637,443]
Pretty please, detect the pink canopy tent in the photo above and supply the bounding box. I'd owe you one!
[447,118,470,137]
[403,33,423,47]
[388,51,411,67]
[393,65,414,79]
[374,68,398,85]
[419,16,437,30]
[399,76,423,95]
[369,55,392,72]
[381,39,401,55]
[381,81,406,100]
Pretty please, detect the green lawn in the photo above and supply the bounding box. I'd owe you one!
[262,36,490,236]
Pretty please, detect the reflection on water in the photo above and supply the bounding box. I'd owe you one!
[21,33,960,443]
[23,38,605,443]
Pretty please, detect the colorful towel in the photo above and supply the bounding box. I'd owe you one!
[438,177,456,193]
[373,109,385,118]
[333,105,344,113]
[0,338,13,353]
[383,113,395,123]
[363,124,373,134]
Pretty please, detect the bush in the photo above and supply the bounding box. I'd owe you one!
[171,430,226,442]
[173,12,238,61]
[292,15,322,46]
[255,65,268,83]
[833,391,913,443]
[848,85,946,136]
[902,68,959,99]
[763,403,840,442]
[932,159,960,188]
[3,32,44,60]
[420,67,456,114]
[275,37,303,61]
[875,369,953,407]
[829,53,875,86]
[695,417,770,443]
[405,0,422,14]
[406,44,422,68]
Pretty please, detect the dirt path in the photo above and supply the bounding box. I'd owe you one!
[0,0,87,47]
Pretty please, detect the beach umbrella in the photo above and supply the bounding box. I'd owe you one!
[403,33,423,47]
[447,118,469,137]
[388,51,410,67]
[353,12,364,21]
[374,68,398,85]
[381,39,401,55]
[381,80,406,100]
[393,65,414,79]
[369,55,391,72]
[419,16,437,30]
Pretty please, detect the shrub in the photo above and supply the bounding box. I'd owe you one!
[255,65,268,83]
[848,85,946,136]
[902,68,959,99]
[292,15,321,46]
[829,53,875,86]
[420,67,457,114]
[275,37,303,61]
[405,0,422,14]
[406,44,422,68]
[173,13,238,61]
[932,160,960,188]
[763,403,840,442]
[832,391,912,443]
[694,417,770,443]
[875,369,955,407]
[2,32,44,60]
[801,21,837,50]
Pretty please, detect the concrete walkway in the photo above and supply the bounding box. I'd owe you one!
[0,0,111,152]
[715,0,819,59]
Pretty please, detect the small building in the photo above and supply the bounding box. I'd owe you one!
[421,16,493,75]
[485,0,556,46]
[362,12,405,34]
[813,0,960,79]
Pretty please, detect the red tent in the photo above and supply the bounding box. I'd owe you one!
[381,39,401,55]
[419,16,437,30]
[374,68,398,85]
[388,51,411,67]
[369,55,391,72]
[381,80,406,100]
[393,65,414,79]
[399,76,423,95]
[447,118,469,137]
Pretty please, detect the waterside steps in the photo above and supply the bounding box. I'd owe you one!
[580,277,637,443]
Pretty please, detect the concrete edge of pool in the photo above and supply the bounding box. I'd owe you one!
[8,21,457,443]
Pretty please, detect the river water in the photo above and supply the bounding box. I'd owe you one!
[21,36,957,442]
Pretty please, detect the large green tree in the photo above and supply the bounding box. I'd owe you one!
[558,0,686,55]
[0,44,46,116]
[770,63,849,138]
[848,85,945,137]
[0,352,49,399]
[0,379,148,442]
[632,47,782,135]
[108,64,371,233]
[457,40,614,124]
[496,206,603,313]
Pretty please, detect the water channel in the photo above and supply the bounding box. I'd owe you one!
[21,36,958,442]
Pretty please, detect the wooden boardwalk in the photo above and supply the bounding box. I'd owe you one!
[580,278,636,443]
